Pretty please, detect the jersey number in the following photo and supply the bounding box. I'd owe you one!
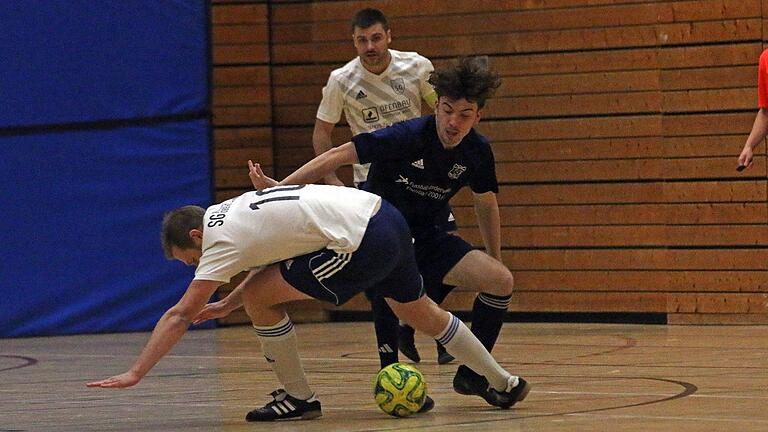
[249,185,305,210]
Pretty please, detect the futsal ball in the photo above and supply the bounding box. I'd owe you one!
[373,362,427,417]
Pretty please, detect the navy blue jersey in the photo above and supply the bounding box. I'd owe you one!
[353,115,498,233]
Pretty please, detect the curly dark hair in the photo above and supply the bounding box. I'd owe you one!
[428,56,502,109]
[161,205,205,259]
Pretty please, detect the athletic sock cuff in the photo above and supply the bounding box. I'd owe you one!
[477,293,511,310]
[435,314,461,346]
[254,315,294,338]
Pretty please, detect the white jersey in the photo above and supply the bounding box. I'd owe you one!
[194,185,381,283]
[316,49,435,183]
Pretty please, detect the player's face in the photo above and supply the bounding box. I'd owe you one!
[171,246,202,267]
[435,97,481,149]
[352,24,391,71]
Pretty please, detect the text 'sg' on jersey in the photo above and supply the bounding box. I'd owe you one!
[194,184,381,283]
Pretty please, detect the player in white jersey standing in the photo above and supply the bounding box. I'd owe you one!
[86,185,531,421]
[313,8,457,375]
[314,8,437,187]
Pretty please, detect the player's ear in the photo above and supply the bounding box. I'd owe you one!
[474,109,482,126]
[189,228,203,240]
[386,29,392,44]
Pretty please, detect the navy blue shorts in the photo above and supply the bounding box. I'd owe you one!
[280,200,424,306]
[434,205,458,232]
[413,228,475,298]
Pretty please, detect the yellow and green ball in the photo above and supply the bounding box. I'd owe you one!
[373,362,427,417]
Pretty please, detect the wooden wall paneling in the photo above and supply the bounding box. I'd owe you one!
[514,270,768,292]
[451,182,762,207]
[668,313,768,324]
[503,249,768,271]
[211,1,273,309]
[492,137,663,162]
[213,127,272,149]
[453,203,767,227]
[459,224,768,248]
[225,0,768,322]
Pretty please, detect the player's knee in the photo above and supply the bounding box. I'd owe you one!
[497,267,515,296]
[486,267,514,297]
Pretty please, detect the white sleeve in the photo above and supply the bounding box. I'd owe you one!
[418,56,436,102]
[316,73,344,124]
[194,242,242,283]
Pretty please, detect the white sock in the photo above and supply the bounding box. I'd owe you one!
[435,314,518,391]
[253,315,313,400]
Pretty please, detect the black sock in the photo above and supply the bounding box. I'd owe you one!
[370,293,399,368]
[469,292,511,352]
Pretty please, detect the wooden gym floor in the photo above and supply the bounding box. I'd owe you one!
[1,321,766,431]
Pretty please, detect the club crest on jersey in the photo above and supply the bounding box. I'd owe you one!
[362,107,380,123]
[411,159,424,169]
[390,78,405,95]
[448,164,467,179]
[355,89,367,100]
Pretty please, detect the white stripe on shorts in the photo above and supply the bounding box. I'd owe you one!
[312,253,351,281]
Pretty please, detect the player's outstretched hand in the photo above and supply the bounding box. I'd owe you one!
[248,159,279,190]
[86,371,141,389]
[192,300,232,325]
[738,145,753,171]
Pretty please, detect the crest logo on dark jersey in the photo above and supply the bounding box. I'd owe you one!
[355,89,367,100]
[390,78,405,95]
[362,107,380,123]
[448,164,467,179]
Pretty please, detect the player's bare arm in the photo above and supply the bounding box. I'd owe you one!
[249,142,360,190]
[739,107,768,170]
[86,279,221,388]
[472,191,503,261]
[193,268,266,325]
[312,119,345,186]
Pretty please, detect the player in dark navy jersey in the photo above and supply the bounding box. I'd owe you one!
[248,57,514,403]
[355,114,498,231]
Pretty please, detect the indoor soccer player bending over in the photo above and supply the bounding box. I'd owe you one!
[86,185,530,421]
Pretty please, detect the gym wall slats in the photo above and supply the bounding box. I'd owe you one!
[212,0,768,324]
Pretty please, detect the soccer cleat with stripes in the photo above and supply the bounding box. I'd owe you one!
[245,389,322,422]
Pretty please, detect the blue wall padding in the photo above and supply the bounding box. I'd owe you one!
[0,1,208,129]
[0,119,213,337]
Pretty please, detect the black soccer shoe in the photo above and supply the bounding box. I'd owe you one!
[417,395,435,414]
[452,365,489,396]
[245,389,322,422]
[398,324,421,363]
[485,376,531,409]
[436,342,455,365]
[453,366,531,409]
